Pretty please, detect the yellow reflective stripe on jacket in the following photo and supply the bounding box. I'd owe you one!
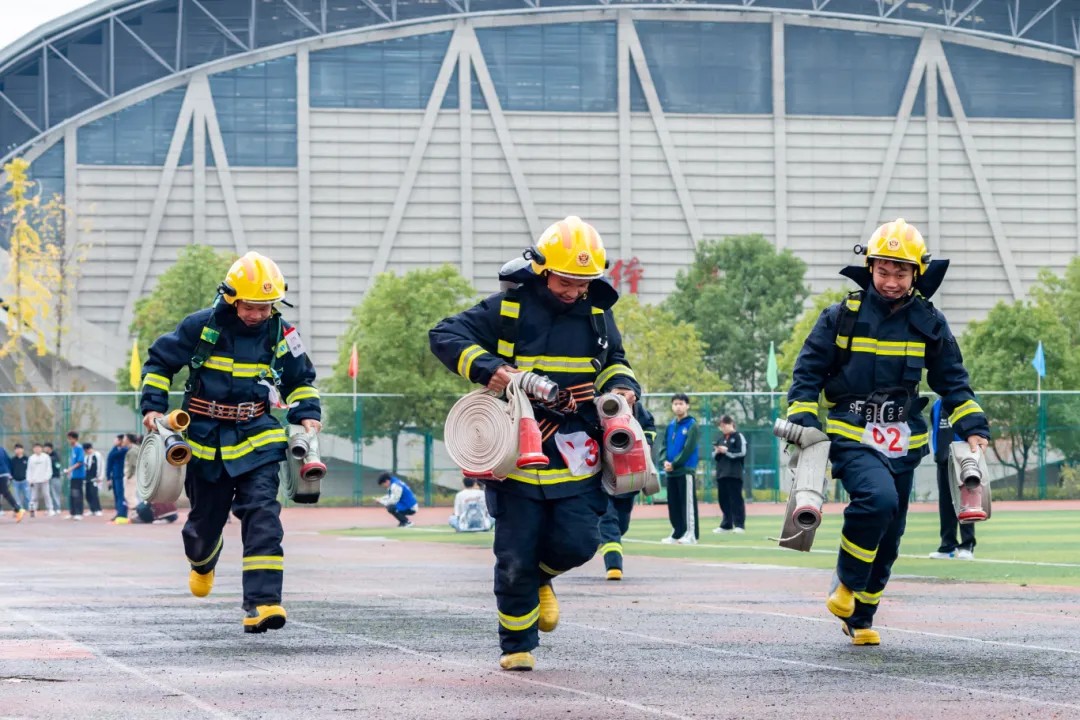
[497,339,515,358]
[500,299,520,319]
[220,428,288,461]
[515,355,596,374]
[506,467,597,485]
[187,439,217,461]
[456,344,487,380]
[840,534,877,563]
[498,606,539,632]
[188,535,223,567]
[142,373,170,391]
[788,400,818,417]
[854,589,883,605]
[286,386,320,404]
[826,418,865,442]
[949,400,983,425]
[909,433,929,450]
[599,542,622,556]
[845,297,862,312]
[202,355,272,378]
[596,363,636,389]
[847,338,926,358]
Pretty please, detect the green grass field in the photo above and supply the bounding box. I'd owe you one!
[331,510,1080,587]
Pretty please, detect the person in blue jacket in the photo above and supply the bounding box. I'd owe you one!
[375,472,419,527]
[786,219,989,646]
[929,398,977,560]
[140,252,321,634]
[597,402,657,580]
[429,216,640,671]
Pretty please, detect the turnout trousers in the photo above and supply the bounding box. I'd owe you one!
[598,494,635,571]
[831,448,915,629]
[485,483,607,654]
[182,459,284,611]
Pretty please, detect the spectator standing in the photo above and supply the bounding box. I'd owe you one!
[106,434,128,522]
[0,446,26,521]
[83,442,105,516]
[660,393,700,544]
[27,443,54,517]
[44,442,63,515]
[10,444,30,512]
[712,415,748,534]
[62,431,87,519]
[929,398,976,560]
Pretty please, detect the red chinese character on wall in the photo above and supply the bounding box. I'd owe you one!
[609,257,643,295]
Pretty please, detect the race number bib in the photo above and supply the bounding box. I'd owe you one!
[861,422,911,458]
[554,431,601,477]
[284,326,306,357]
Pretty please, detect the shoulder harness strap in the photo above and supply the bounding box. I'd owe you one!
[589,306,610,372]
[832,291,863,373]
[185,306,222,394]
[497,287,520,362]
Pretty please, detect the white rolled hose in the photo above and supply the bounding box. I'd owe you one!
[136,420,187,504]
[444,372,542,480]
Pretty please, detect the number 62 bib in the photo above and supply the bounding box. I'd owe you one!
[861,422,911,458]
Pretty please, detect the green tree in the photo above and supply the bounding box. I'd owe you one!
[325,265,476,472]
[775,288,848,394]
[961,300,1080,498]
[666,234,808,418]
[116,244,236,391]
[615,293,727,395]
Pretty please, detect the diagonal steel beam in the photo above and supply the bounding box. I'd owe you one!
[281,0,322,36]
[46,44,109,99]
[884,0,912,19]
[949,0,986,26]
[115,17,176,73]
[0,90,42,134]
[1019,0,1062,37]
[1007,0,1020,36]
[189,0,250,51]
[359,0,392,24]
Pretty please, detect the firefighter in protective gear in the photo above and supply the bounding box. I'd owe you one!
[140,251,321,634]
[430,216,641,671]
[597,403,656,581]
[786,219,989,646]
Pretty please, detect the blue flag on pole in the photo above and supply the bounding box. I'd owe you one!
[1032,341,1046,379]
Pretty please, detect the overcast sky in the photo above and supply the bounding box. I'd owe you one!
[0,1,100,52]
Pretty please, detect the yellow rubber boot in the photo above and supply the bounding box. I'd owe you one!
[538,584,559,632]
[606,568,623,581]
[243,605,287,634]
[843,625,881,646]
[189,569,214,598]
[826,580,855,619]
[499,652,536,671]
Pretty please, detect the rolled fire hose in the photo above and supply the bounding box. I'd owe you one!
[594,393,660,496]
[281,424,326,504]
[771,418,831,552]
[136,410,191,504]
[444,372,555,480]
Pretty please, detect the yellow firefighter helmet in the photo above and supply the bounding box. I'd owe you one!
[529,216,607,280]
[863,218,930,274]
[221,252,286,305]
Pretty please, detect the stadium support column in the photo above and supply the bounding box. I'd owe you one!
[617,14,632,261]
[1075,57,1080,255]
[459,44,474,285]
[194,86,207,243]
[64,126,78,253]
[297,46,313,334]
[926,57,942,311]
[771,15,787,250]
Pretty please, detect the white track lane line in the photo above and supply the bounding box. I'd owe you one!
[292,620,694,720]
[3,606,239,720]
[385,592,1080,714]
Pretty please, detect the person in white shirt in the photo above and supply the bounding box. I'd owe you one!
[449,478,493,532]
[27,444,55,517]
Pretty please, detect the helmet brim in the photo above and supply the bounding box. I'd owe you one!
[549,269,604,281]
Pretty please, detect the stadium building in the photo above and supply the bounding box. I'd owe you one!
[1,0,1078,385]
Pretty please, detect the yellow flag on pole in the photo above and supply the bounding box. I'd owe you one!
[129,338,141,390]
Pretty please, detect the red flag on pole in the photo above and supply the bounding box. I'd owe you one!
[348,343,359,379]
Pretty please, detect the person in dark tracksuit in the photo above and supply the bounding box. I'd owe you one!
[598,403,657,580]
[430,216,640,672]
[106,435,129,522]
[660,394,699,544]
[140,252,321,634]
[929,398,976,560]
[712,415,747,534]
[787,218,989,646]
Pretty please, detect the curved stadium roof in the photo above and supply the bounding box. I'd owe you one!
[2,0,1079,162]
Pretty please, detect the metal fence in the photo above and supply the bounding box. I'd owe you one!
[1,391,1077,507]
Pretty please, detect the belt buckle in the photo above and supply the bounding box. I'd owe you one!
[204,400,224,419]
[236,401,256,421]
